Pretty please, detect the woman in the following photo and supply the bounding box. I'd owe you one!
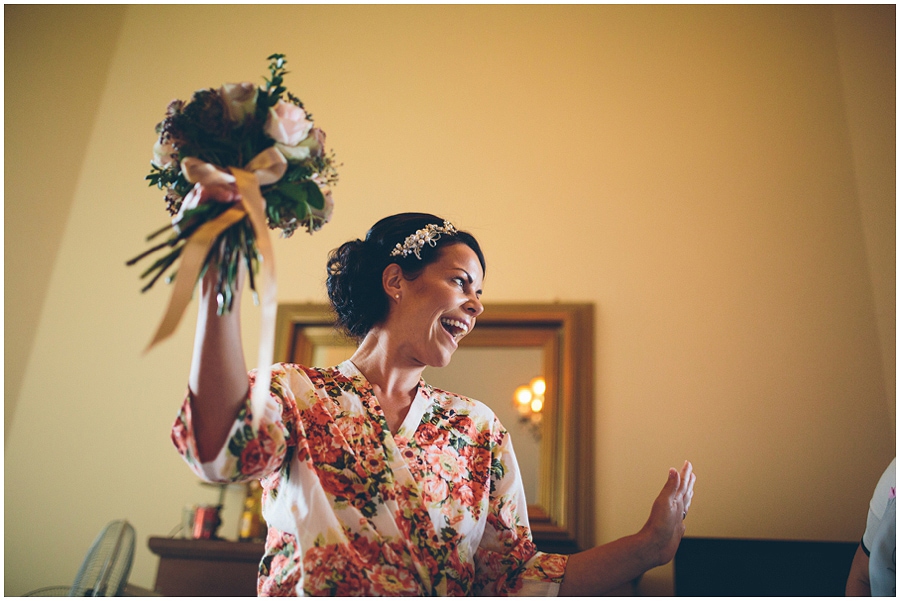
[173,211,696,596]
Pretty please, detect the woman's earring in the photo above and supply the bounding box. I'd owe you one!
[394,294,400,300]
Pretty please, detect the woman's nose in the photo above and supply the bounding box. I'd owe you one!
[465,296,484,317]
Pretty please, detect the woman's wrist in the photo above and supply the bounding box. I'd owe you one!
[633,526,666,570]
[559,531,660,596]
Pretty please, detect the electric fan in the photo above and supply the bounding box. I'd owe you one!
[23,519,159,596]
[69,519,136,596]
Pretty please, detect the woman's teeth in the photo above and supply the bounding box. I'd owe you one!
[441,318,469,337]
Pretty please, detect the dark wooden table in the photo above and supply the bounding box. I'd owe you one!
[148,537,264,596]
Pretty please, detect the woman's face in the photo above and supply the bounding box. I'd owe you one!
[390,243,484,368]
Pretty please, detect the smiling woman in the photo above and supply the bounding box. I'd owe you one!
[176,212,576,594]
[174,210,696,596]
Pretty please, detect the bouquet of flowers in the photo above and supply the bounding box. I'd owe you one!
[128,54,338,316]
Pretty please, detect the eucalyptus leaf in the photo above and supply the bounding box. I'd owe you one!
[305,180,325,210]
[278,182,310,206]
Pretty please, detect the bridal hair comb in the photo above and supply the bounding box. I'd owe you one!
[389,221,458,260]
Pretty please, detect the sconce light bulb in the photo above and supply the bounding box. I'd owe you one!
[514,386,533,406]
[530,377,546,396]
[531,398,544,414]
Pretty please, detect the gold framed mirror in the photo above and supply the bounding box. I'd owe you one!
[274,302,594,553]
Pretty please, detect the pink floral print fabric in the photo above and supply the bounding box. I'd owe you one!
[172,360,567,596]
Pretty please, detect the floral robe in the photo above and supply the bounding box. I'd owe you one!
[173,360,568,596]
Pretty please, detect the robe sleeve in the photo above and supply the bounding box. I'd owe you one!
[473,423,569,596]
[171,364,308,483]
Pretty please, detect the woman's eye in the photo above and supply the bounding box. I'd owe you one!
[453,277,465,288]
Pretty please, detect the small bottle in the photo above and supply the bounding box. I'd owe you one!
[238,481,265,542]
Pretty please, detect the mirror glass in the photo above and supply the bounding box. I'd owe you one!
[275,303,594,553]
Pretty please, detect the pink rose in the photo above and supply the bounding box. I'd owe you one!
[535,553,568,579]
[303,127,326,158]
[236,426,281,476]
[218,82,258,123]
[422,475,449,504]
[450,483,474,506]
[270,553,289,578]
[239,438,267,475]
[265,100,312,146]
[416,423,444,446]
[427,447,468,482]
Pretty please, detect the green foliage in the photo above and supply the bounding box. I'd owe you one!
[261,53,290,109]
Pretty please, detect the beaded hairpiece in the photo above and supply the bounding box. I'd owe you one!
[389,220,458,260]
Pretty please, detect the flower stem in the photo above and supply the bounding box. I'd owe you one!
[141,250,181,292]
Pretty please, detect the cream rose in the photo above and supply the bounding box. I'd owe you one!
[274,143,311,162]
[151,135,178,169]
[265,100,312,146]
[218,82,258,123]
[274,126,324,162]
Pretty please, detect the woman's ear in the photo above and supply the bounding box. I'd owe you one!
[382,263,404,301]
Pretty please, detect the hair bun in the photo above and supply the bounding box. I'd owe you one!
[326,239,373,340]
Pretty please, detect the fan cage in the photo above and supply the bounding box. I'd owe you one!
[69,520,136,597]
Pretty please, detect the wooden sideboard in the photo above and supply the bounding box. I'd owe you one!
[148,537,263,596]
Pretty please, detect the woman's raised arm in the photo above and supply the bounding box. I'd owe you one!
[182,180,253,462]
[188,266,250,462]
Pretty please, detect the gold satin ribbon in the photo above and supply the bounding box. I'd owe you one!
[146,147,286,432]
[233,169,277,433]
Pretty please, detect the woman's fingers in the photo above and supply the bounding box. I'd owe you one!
[681,465,696,516]
[677,461,693,494]
[665,467,681,498]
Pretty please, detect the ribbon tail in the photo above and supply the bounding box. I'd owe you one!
[144,207,247,353]
[232,169,277,434]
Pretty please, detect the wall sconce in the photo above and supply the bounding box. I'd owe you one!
[514,377,545,438]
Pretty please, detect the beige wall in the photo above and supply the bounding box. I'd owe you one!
[4,5,127,436]
[5,5,894,596]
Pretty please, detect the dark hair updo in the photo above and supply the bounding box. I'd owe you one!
[326,212,486,340]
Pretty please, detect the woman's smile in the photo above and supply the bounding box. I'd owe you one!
[440,317,470,339]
